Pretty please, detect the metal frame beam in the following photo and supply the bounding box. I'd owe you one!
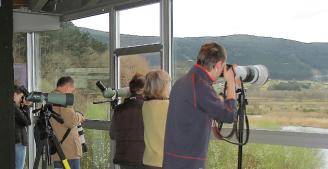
[114,0,159,11]
[82,120,111,130]
[29,0,48,11]
[61,0,159,21]
[109,7,120,169]
[0,0,15,168]
[13,11,60,32]
[114,43,162,56]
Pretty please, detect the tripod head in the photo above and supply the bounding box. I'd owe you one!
[33,104,64,125]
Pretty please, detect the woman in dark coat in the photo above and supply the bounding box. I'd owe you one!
[110,73,146,169]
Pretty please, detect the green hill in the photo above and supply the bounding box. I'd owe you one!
[80,28,328,80]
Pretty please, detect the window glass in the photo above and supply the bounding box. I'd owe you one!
[38,14,111,169]
[173,0,328,132]
[119,3,160,47]
[119,52,161,87]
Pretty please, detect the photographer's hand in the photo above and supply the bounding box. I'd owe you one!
[22,97,33,107]
[223,65,236,100]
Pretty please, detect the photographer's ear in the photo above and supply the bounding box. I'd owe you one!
[215,61,224,73]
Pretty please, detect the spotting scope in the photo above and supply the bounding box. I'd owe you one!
[26,92,74,106]
[96,81,130,99]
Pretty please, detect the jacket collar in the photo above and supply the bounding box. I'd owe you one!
[192,64,215,82]
[125,94,143,101]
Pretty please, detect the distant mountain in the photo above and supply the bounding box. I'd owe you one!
[80,27,328,80]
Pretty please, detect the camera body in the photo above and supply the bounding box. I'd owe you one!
[219,64,234,77]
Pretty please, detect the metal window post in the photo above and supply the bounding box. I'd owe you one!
[27,32,39,169]
[0,0,14,168]
[109,7,120,169]
[160,0,173,77]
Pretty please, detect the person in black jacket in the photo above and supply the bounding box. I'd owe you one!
[13,85,32,169]
[110,73,146,169]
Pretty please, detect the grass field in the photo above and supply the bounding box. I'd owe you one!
[207,141,324,169]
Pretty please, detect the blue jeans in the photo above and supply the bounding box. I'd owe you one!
[15,143,26,169]
[54,159,80,169]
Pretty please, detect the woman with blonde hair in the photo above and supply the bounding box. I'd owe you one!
[142,70,170,169]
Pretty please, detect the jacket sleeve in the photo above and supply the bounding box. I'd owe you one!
[59,106,85,128]
[14,105,31,126]
[195,81,237,123]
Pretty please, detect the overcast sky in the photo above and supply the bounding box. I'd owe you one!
[73,0,328,43]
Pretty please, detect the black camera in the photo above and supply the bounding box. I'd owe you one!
[219,64,233,77]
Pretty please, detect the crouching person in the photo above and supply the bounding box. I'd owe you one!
[50,76,85,169]
[110,73,146,169]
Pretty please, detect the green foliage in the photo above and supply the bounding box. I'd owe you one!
[173,35,322,80]
[81,129,111,169]
[207,141,324,169]
[82,27,328,81]
[38,22,109,84]
[268,81,311,91]
[74,103,111,168]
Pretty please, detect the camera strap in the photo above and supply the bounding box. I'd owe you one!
[213,78,250,146]
[60,128,71,144]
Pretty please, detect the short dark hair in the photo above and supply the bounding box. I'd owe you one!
[57,76,74,87]
[129,73,145,94]
[196,42,227,71]
[13,85,23,94]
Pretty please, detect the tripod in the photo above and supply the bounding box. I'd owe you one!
[33,103,71,169]
[213,78,250,169]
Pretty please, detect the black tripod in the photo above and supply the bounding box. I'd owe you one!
[213,78,250,169]
[33,103,71,169]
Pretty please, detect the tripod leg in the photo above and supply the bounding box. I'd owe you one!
[51,136,71,169]
[33,139,46,169]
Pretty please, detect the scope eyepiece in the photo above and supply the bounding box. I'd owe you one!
[96,81,107,92]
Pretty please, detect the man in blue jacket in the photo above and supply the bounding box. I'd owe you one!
[163,42,238,169]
